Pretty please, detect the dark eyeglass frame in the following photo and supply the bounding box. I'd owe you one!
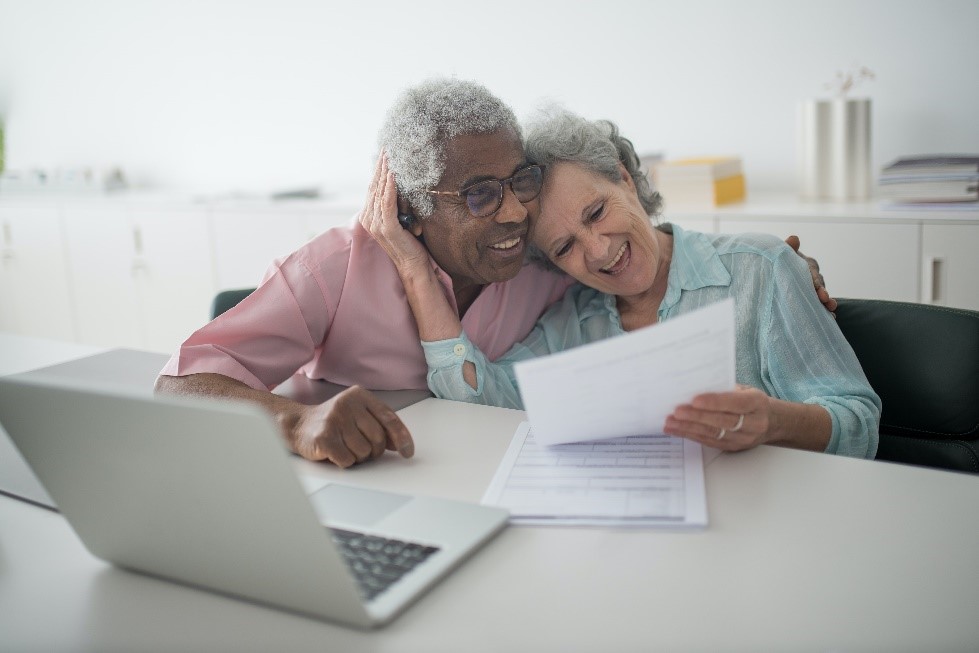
[426,164,544,218]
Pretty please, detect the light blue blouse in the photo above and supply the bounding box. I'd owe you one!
[422,225,881,459]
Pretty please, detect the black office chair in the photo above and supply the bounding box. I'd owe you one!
[835,298,979,474]
[210,288,256,320]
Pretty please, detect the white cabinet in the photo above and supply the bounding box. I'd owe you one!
[0,196,358,352]
[0,204,76,341]
[1,194,974,353]
[210,204,355,290]
[715,218,920,302]
[131,207,217,351]
[210,210,312,290]
[62,205,143,348]
[921,224,979,310]
[62,203,215,353]
[667,195,979,308]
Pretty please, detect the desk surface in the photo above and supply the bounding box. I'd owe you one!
[2,336,978,652]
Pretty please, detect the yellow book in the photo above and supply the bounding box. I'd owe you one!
[654,157,742,182]
[658,174,746,208]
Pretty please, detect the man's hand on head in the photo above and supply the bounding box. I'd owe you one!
[279,386,415,468]
[785,235,837,316]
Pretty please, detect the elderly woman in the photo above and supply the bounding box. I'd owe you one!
[363,110,881,459]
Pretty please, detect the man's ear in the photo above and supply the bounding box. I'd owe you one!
[617,162,635,190]
[397,196,424,237]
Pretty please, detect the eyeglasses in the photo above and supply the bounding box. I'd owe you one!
[426,164,544,218]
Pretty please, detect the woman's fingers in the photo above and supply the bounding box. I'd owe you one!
[665,388,772,450]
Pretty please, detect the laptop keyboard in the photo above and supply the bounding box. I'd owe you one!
[329,528,440,602]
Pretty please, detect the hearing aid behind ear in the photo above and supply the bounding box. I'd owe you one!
[398,213,417,230]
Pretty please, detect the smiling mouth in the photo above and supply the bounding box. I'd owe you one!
[489,235,523,251]
[600,242,629,273]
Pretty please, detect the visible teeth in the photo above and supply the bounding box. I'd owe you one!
[490,236,521,250]
[601,243,627,272]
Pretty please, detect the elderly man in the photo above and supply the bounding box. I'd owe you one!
[156,78,573,467]
[156,78,830,468]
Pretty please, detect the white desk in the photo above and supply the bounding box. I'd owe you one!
[2,338,978,651]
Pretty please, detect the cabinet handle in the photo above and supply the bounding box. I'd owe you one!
[2,221,11,247]
[133,226,144,255]
[922,256,944,304]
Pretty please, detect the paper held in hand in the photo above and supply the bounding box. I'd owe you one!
[513,298,737,446]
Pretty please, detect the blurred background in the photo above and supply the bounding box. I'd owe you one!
[1,0,977,196]
[1,0,977,354]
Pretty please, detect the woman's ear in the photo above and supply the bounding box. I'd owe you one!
[617,162,635,190]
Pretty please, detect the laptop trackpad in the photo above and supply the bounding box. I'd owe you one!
[308,484,412,528]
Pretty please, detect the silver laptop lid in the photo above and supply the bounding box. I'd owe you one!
[0,375,373,627]
[0,348,431,509]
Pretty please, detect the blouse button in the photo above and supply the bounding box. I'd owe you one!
[453,343,466,357]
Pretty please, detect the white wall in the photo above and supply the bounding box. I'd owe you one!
[1,0,977,196]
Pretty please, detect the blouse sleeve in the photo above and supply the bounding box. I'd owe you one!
[422,284,601,409]
[762,248,882,458]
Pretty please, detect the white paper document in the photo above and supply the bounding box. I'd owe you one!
[482,422,707,527]
[513,298,736,446]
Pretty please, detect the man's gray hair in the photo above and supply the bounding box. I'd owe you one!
[378,78,521,217]
[523,108,663,268]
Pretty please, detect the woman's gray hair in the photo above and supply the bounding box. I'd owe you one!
[378,78,521,217]
[523,109,663,267]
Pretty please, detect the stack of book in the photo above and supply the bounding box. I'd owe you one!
[878,155,979,209]
[651,157,745,208]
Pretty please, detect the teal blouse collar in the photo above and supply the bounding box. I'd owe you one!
[660,224,732,314]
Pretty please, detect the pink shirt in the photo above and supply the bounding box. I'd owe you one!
[161,216,574,391]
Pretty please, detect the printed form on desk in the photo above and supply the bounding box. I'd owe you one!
[482,299,736,527]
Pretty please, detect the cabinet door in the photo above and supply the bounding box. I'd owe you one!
[210,210,311,290]
[921,223,979,310]
[717,218,920,302]
[63,206,144,348]
[304,207,357,242]
[132,209,216,353]
[0,205,76,340]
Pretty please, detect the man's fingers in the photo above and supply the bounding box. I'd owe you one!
[367,152,383,198]
[353,413,388,458]
[816,286,838,314]
[382,414,414,458]
[785,235,801,252]
[325,445,358,469]
[336,424,372,462]
[368,404,414,458]
[345,387,415,459]
[382,171,399,224]
[312,431,357,468]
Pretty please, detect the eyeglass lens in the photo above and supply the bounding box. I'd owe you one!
[465,166,543,217]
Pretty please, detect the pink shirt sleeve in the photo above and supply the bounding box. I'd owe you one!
[160,234,344,391]
[160,219,573,392]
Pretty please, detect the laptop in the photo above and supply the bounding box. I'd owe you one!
[0,374,507,629]
[0,348,431,510]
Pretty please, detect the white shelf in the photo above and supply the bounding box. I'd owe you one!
[663,192,979,224]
